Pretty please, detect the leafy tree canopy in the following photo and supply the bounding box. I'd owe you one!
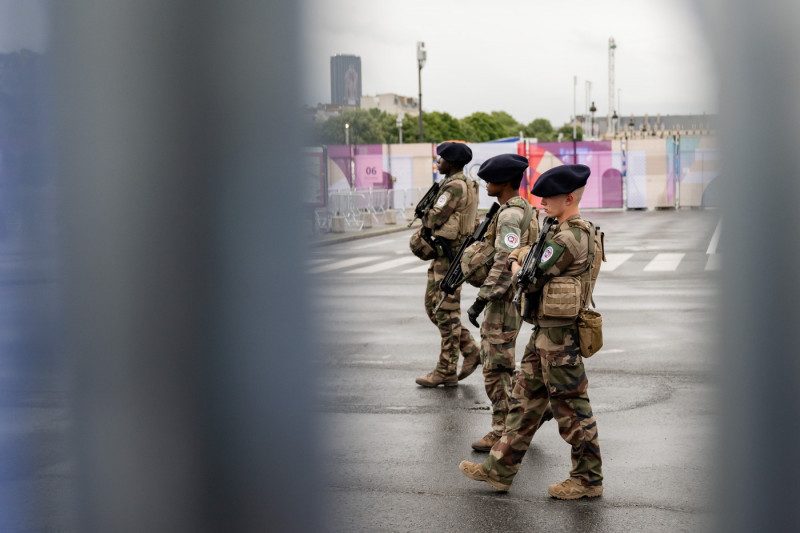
[556,124,583,142]
[402,111,465,143]
[524,118,555,141]
[490,111,525,139]
[314,109,395,145]
[311,108,574,145]
[460,112,508,143]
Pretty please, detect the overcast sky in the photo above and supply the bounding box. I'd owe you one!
[303,0,718,126]
[0,0,46,53]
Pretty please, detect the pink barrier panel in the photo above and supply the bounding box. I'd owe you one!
[517,142,623,208]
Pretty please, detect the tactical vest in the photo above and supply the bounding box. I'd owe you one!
[535,217,605,326]
[432,173,479,242]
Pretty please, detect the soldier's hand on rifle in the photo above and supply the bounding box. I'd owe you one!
[467,298,488,328]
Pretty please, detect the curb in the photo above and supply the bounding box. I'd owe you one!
[313,224,416,247]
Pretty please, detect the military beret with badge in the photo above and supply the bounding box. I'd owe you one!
[531,164,590,197]
[436,142,473,165]
[477,153,529,184]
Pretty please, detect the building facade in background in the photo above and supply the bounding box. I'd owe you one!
[330,54,361,106]
[360,93,419,117]
[572,113,716,140]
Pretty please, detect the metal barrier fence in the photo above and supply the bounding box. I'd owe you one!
[314,187,428,233]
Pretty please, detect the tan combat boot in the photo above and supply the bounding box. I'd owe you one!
[415,370,457,387]
[547,477,603,500]
[457,350,481,380]
[458,461,510,491]
[471,431,500,452]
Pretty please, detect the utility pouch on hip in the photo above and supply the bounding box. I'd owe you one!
[519,292,536,325]
[577,308,603,357]
[540,277,581,319]
[409,228,437,260]
[460,240,495,287]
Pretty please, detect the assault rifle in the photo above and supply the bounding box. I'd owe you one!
[432,202,501,313]
[407,181,441,227]
[512,216,558,320]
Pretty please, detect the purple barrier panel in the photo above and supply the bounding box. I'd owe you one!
[353,144,388,189]
[327,145,353,189]
[535,142,621,208]
[601,167,623,207]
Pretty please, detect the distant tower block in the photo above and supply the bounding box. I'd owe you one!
[608,37,616,134]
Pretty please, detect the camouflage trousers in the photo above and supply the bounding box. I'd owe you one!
[424,256,480,375]
[479,291,522,435]
[483,325,603,486]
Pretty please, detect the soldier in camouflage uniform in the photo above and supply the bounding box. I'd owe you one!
[415,142,482,387]
[460,164,604,500]
[462,154,541,452]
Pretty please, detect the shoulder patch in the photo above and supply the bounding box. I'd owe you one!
[504,232,520,249]
[435,194,448,208]
[538,241,565,271]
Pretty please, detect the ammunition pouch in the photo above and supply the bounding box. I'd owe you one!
[539,277,582,320]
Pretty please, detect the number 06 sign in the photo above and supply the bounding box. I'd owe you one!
[355,155,384,188]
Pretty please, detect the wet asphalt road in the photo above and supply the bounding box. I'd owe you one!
[313,208,721,533]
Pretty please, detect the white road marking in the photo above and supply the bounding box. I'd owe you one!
[644,253,685,271]
[603,253,634,272]
[707,219,722,255]
[312,251,715,275]
[353,239,394,250]
[705,254,721,271]
[310,256,382,273]
[401,264,430,274]
[347,256,420,274]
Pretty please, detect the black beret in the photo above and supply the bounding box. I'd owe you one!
[477,154,529,184]
[436,142,472,164]
[531,164,590,197]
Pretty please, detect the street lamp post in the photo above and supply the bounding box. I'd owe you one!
[584,80,592,139]
[417,42,426,142]
[572,75,577,163]
[589,101,597,140]
[345,122,354,190]
[397,113,404,144]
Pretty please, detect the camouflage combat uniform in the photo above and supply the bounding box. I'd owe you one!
[422,172,481,377]
[475,197,538,437]
[482,214,604,488]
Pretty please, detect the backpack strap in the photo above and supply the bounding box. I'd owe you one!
[579,222,598,309]
[506,197,535,246]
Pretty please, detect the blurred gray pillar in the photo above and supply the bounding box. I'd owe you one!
[702,1,800,531]
[52,2,319,531]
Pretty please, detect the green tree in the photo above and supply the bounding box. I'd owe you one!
[523,118,555,142]
[368,108,403,144]
[490,111,525,138]
[556,124,583,142]
[459,112,507,142]
[314,109,386,145]
[400,111,465,143]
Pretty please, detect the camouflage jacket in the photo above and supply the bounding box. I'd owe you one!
[477,196,538,301]
[422,171,478,243]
